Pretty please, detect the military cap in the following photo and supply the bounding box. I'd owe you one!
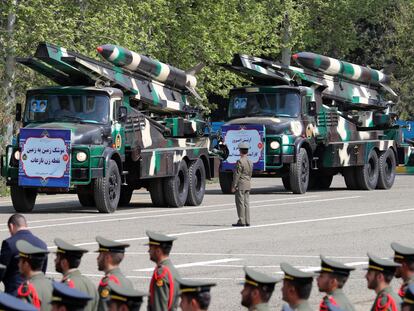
[0,292,38,311]
[54,238,88,256]
[391,242,414,262]
[16,240,49,259]
[243,266,281,288]
[179,279,216,294]
[280,262,314,283]
[318,255,355,276]
[96,236,130,253]
[403,284,414,305]
[51,282,92,308]
[366,253,400,273]
[146,230,177,247]
[107,280,147,304]
[238,142,250,149]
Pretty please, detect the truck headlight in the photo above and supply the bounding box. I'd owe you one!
[270,141,280,150]
[76,152,88,162]
[14,150,20,160]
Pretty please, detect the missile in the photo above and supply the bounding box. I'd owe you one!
[292,52,390,86]
[96,44,201,96]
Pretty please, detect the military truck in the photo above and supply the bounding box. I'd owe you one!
[1,42,219,213]
[218,53,413,194]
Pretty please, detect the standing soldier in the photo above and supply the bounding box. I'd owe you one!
[365,253,402,311]
[106,281,147,311]
[16,240,53,311]
[280,262,314,311]
[54,238,99,311]
[51,282,92,311]
[179,279,216,311]
[240,267,280,311]
[391,242,414,298]
[146,231,180,311]
[402,284,414,311]
[96,236,133,311]
[231,142,253,227]
[317,255,355,311]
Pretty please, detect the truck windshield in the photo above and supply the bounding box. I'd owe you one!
[24,94,110,124]
[228,92,301,119]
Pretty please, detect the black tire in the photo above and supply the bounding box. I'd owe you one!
[219,171,233,194]
[281,176,291,191]
[149,179,167,207]
[77,185,95,207]
[355,149,379,190]
[119,186,134,206]
[343,167,359,190]
[289,148,309,194]
[377,149,396,189]
[94,159,121,213]
[10,186,37,212]
[186,159,206,206]
[163,161,189,207]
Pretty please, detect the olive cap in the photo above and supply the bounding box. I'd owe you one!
[317,255,355,276]
[107,281,148,304]
[54,238,88,256]
[365,253,401,273]
[280,262,314,283]
[146,231,177,247]
[179,279,216,294]
[391,242,414,262]
[16,240,49,259]
[95,236,130,253]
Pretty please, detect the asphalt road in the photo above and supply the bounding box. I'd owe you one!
[0,174,413,310]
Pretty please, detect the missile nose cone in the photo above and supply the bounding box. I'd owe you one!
[292,53,299,60]
[96,46,103,54]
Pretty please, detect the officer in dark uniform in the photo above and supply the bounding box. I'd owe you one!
[54,238,99,311]
[96,236,133,311]
[0,291,38,311]
[402,284,414,311]
[391,242,414,298]
[317,255,355,311]
[232,142,253,227]
[146,231,180,311]
[280,262,314,311]
[240,267,280,311]
[51,282,92,311]
[365,253,402,311]
[16,240,53,311]
[179,279,216,311]
[106,280,147,311]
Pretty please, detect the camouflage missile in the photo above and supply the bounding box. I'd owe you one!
[292,52,390,86]
[96,44,198,92]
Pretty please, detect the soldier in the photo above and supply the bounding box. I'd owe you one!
[179,279,215,311]
[0,291,38,311]
[317,255,355,311]
[231,142,253,227]
[54,238,99,311]
[96,236,133,311]
[146,231,180,311]
[51,282,92,311]
[402,284,414,311]
[240,267,280,311]
[365,253,402,311]
[280,262,314,311]
[391,242,414,298]
[16,240,53,311]
[106,280,147,311]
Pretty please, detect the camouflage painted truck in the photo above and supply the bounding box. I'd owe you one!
[1,42,219,213]
[218,52,413,194]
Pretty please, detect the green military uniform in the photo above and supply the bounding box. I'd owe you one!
[179,279,216,310]
[96,236,133,311]
[232,142,253,226]
[280,262,314,311]
[391,242,414,298]
[366,253,402,311]
[146,231,180,311]
[51,281,92,310]
[55,238,99,311]
[242,267,281,311]
[107,280,147,311]
[16,240,53,311]
[402,284,414,311]
[318,255,355,311]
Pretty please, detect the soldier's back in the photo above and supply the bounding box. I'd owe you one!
[331,289,355,311]
[64,270,98,311]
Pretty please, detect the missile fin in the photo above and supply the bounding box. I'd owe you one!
[186,85,202,100]
[186,62,205,75]
[380,83,398,97]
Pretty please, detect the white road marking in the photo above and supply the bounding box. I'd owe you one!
[134,258,242,272]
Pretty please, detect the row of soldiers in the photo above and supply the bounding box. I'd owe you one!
[1,231,414,311]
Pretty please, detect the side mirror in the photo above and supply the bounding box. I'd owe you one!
[15,103,22,122]
[308,101,316,116]
[118,106,128,123]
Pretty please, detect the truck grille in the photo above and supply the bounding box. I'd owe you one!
[317,112,339,127]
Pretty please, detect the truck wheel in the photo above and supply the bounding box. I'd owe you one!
[94,159,121,213]
[149,179,167,207]
[355,149,379,190]
[281,176,291,191]
[219,171,233,194]
[119,186,134,206]
[186,159,206,206]
[377,149,396,189]
[289,148,309,194]
[10,186,37,212]
[343,167,359,190]
[77,185,95,207]
[164,160,189,207]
